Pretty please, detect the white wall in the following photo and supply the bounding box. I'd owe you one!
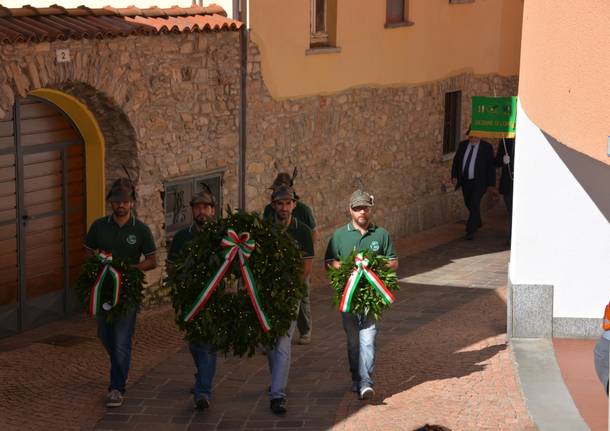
[511,100,610,319]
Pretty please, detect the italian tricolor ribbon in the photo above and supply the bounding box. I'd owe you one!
[89,251,121,315]
[183,229,271,332]
[340,253,395,313]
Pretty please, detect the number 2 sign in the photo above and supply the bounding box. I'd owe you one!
[55,49,71,64]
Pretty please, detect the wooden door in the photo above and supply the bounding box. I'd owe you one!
[0,97,86,336]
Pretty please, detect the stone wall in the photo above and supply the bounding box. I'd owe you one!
[0,31,242,302]
[246,43,518,257]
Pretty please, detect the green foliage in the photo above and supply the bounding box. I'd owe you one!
[328,250,399,320]
[167,209,306,357]
[75,255,145,322]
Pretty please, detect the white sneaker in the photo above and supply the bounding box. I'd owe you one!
[106,389,123,407]
[359,386,375,400]
[298,335,312,345]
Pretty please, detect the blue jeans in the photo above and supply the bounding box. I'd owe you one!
[189,342,217,401]
[266,320,297,400]
[594,335,610,396]
[341,312,377,389]
[97,308,138,394]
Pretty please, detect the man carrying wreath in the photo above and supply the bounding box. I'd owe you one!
[267,185,314,414]
[264,172,317,345]
[324,190,398,400]
[167,189,218,411]
[84,178,157,407]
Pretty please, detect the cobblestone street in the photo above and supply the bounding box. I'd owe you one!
[0,210,535,430]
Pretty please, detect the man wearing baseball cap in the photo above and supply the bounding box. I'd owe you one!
[167,188,218,411]
[264,172,317,345]
[324,190,398,400]
[84,178,157,408]
[267,184,314,414]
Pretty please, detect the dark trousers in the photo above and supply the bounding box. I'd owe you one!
[297,279,312,337]
[97,308,137,394]
[461,180,486,234]
[503,191,513,240]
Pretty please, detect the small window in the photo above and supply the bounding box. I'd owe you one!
[163,173,223,237]
[310,0,328,47]
[443,91,462,155]
[386,0,413,27]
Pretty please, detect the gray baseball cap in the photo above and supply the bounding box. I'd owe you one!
[350,190,374,208]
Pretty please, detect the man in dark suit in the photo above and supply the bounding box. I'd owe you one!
[495,138,515,244]
[451,129,496,240]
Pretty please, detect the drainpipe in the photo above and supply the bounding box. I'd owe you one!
[232,0,240,19]
[238,0,248,210]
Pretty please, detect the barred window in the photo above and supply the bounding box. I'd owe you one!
[443,91,462,154]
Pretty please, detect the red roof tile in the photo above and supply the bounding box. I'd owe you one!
[0,4,242,44]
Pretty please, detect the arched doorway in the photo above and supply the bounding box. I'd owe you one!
[0,96,87,335]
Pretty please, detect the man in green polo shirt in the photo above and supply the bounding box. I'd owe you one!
[263,172,317,345]
[324,189,398,401]
[166,189,218,411]
[84,178,157,408]
[267,185,314,414]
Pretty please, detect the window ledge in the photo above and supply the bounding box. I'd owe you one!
[442,152,456,162]
[306,46,342,56]
[384,21,415,29]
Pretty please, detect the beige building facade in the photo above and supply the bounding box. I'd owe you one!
[249,0,522,98]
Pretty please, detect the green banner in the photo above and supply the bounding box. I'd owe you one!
[471,96,517,138]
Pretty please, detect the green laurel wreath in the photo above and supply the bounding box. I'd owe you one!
[75,255,145,322]
[167,210,306,357]
[328,250,400,320]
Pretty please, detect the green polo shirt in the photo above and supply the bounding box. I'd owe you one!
[324,222,396,263]
[284,217,314,259]
[167,223,198,263]
[84,214,156,265]
[264,201,317,231]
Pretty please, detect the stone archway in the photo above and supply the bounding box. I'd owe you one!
[55,82,140,203]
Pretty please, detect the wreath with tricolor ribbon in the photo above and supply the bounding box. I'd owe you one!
[75,252,145,322]
[328,250,400,320]
[167,210,306,357]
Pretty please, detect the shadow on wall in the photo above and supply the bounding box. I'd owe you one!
[543,130,610,224]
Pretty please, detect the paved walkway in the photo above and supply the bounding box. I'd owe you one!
[0,208,536,431]
[0,306,184,431]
